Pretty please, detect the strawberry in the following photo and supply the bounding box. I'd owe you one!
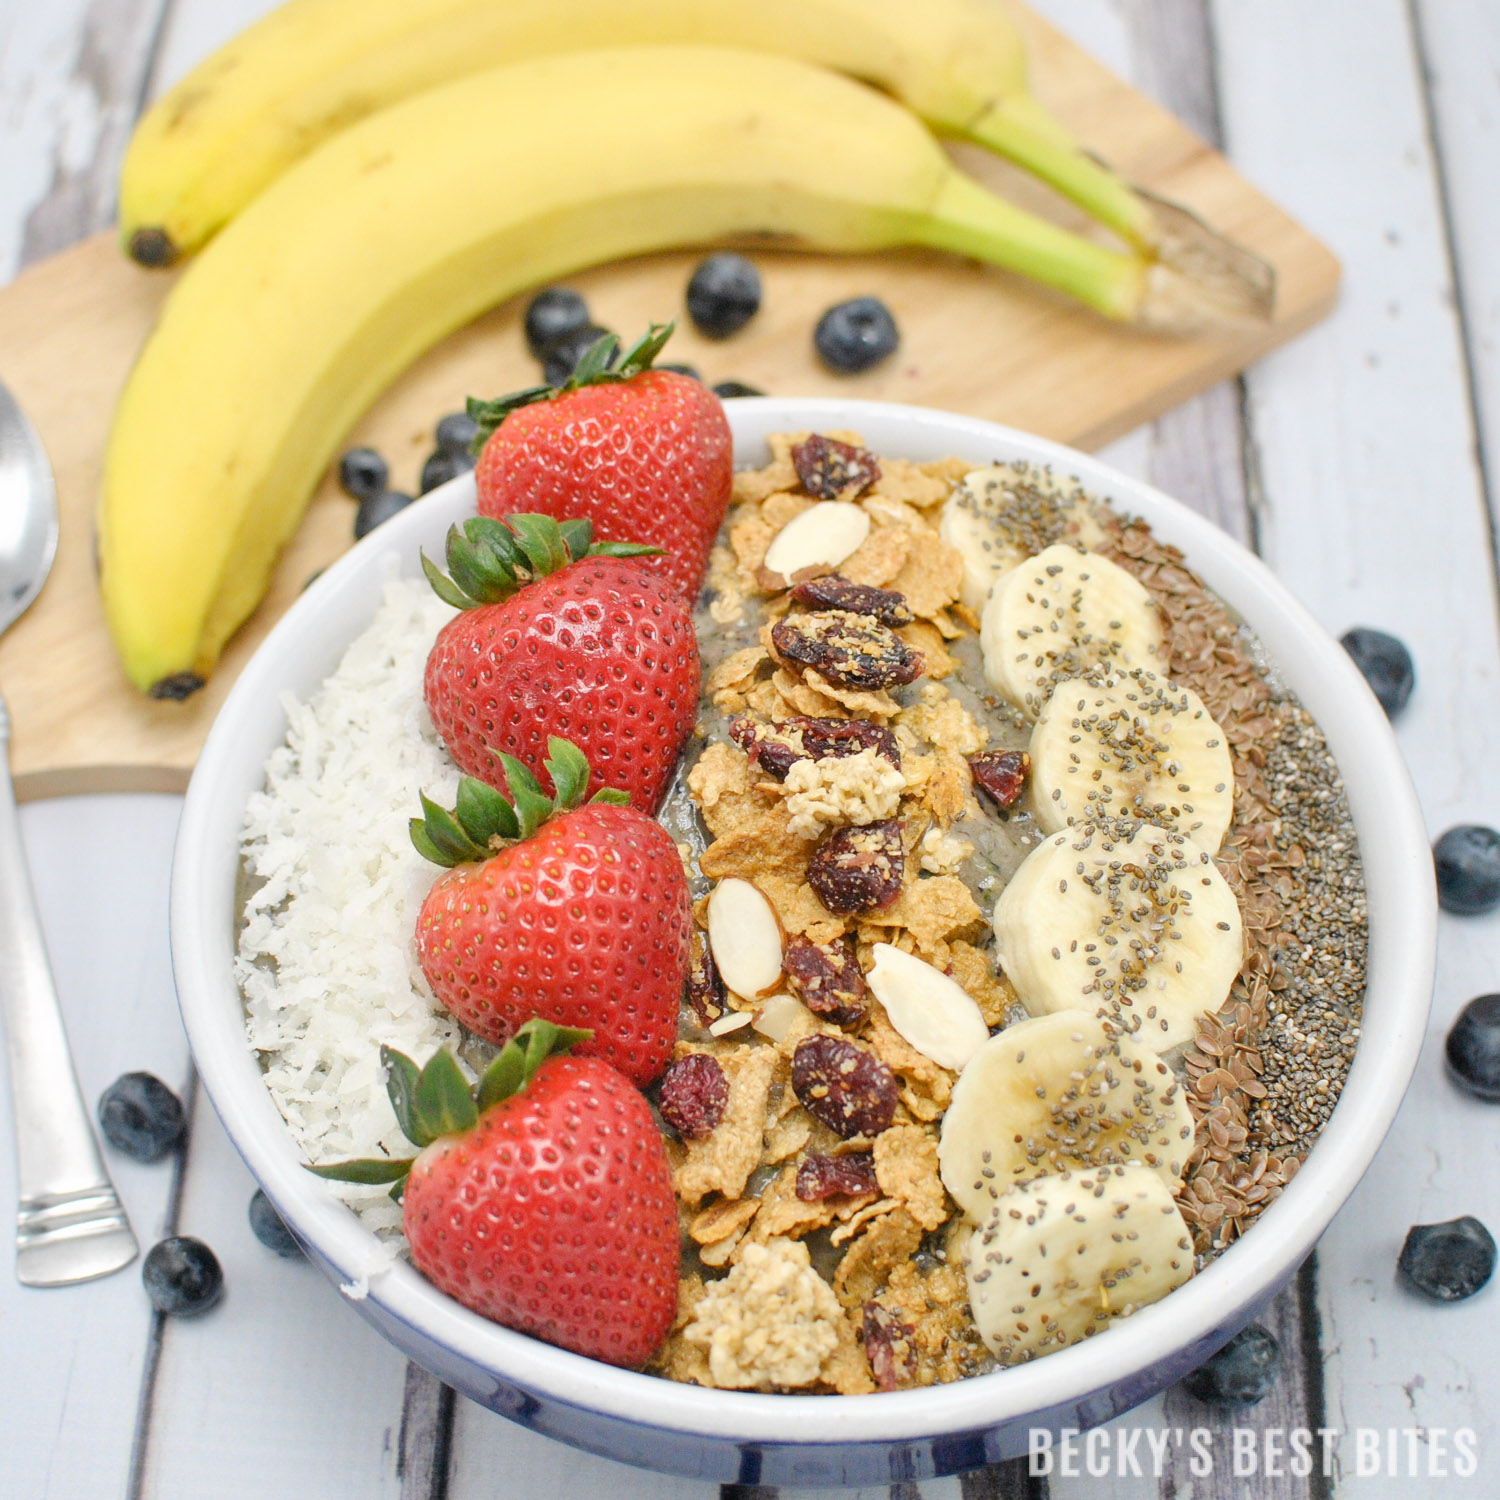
[309,1023,679,1368]
[410,738,690,1087]
[468,324,732,601]
[423,512,698,813]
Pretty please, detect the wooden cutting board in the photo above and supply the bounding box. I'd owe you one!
[0,3,1338,800]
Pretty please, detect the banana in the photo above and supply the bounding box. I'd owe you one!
[1029,666,1235,853]
[937,1011,1193,1222]
[991,820,1243,1052]
[105,45,1180,696]
[963,1164,1195,1363]
[118,0,1274,326]
[937,464,1106,614]
[978,544,1166,715]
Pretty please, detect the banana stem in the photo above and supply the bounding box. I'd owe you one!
[916,170,1146,323]
[964,91,1159,254]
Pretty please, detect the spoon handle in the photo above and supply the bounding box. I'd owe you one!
[0,698,137,1285]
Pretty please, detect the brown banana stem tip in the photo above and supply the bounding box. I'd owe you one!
[148,672,205,701]
[128,228,179,268]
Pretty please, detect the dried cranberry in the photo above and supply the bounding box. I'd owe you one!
[770,611,923,692]
[790,575,913,627]
[803,718,900,767]
[791,1035,898,1138]
[783,935,869,1025]
[730,715,900,783]
[862,1301,917,1391]
[806,819,905,915]
[971,749,1031,811]
[657,1053,729,1139]
[796,1151,878,1201]
[791,434,881,501]
[686,939,727,1027]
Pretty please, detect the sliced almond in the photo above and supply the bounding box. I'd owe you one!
[709,1011,755,1037]
[752,990,810,1043]
[707,877,785,999]
[866,943,989,1071]
[760,502,870,588]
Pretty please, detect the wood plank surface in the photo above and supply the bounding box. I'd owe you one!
[6,0,1500,1496]
[1040,7,1321,1496]
[0,0,1338,797]
[0,794,185,1499]
[1212,1,1500,1493]
[0,0,169,273]
[134,1086,418,1498]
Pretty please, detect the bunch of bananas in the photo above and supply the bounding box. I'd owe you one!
[102,0,1274,697]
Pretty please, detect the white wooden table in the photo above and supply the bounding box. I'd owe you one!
[1,1,1498,1496]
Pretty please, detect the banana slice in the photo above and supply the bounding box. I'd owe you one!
[938,466,1107,614]
[963,1164,1195,1363]
[937,1011,1193,1221]
[1030,667,1235,853]
[992,821,1243,1052]
[979,544,1165,714]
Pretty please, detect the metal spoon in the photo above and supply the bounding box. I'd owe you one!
[0,380,136,1285]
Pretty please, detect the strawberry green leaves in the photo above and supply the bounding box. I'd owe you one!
[304,1155,412,1187]
[410,736,629,867]
[499,755,556,840]
[454,776,519,845]
[411,790,494,865]
[305,1019,591,1197]
[390,1046,476,1143]
[421,512,660,611]
[475,1019,591,1112]
[466,321,677,437]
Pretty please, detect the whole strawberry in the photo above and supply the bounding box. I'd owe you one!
[423,512,698,813]
[411,738,690,1087]
[468,324,732,601]
[310,1023,679,1368]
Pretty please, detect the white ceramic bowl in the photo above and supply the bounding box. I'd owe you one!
[171,399,1435,1487]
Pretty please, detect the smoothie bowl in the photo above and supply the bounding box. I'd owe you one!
[170,398,1434,1486]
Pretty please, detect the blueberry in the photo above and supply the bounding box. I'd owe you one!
[1446,994,1500,1101]
[433,411,478,455]
[1434,825,1500,914]
[1398,1216,1496,1301]
[337,446,387,502]
[712,380,765,399]
[685,253,761,338]
[523,287,591,360]
[1340,627,1415,716]
[1179,1323,1282,1404]
[419,449,472,495]
[658,362,701,381]
[813,297,899,373]
[248,1189,303,1258]
[143,1236,224,1316]
[353,489,414,540]
[541,323,616,387]
[97,1072,185,1162]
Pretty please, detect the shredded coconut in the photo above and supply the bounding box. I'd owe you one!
[236,574,460,1238]
[782,748,906,839]
[683,1238,845,1389]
